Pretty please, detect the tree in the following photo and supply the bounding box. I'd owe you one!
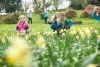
[33,0,51,13]
[0,0,22,13]
[87,0,100,6]
[53,0,60,10]
[70,0,83,10]
[82,0,100,8]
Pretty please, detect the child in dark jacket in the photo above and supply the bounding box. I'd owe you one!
[92,6,100,22]
[51,13,74,33]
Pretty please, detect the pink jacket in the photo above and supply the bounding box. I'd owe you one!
[16,22,29,33]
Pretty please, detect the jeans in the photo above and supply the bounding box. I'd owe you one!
[28,17,32,24]
[44,17,48,24]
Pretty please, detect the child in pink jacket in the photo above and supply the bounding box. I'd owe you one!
[16,15,30,33]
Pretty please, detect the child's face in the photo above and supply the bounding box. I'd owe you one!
[20,18,25,22]
[59,16,64,21]
[96,9,100,16]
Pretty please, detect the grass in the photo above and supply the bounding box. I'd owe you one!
[0,10,100,34]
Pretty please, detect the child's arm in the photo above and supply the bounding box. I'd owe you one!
[25,23,30,33]
[92,7,99,18]
[16,24,20,32]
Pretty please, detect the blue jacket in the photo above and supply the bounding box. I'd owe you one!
[64,18,74,27]
[44,11,48,18]
[51,18,73,30]
[51,20,62,30]
[92,11,100,21]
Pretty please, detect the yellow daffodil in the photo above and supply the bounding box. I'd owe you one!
[80,33,85,39]
[76,35,79,40]
[46,32,52,36]
[36,35,46,48]
[83,27,91,37]
[0,58,2,63]
[94,30,99,34]
[59,29,64,34]
[87,64,97,67]
[1,37,6,43]
[17,32,20,36]
[6,37,32,67]
[63,29,67,32]
[25,35,29,40]
[97,35,100,39]
[70,30,77,35]
[52,31,57,35]
[62,33,65,37]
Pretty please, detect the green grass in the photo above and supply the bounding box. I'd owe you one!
[0,10,100,34]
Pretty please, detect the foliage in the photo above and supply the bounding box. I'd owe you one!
[70,0,83,10]
[0,15,5,23]
[1,13,20,24]
[82,0,100,8]
[65,9,77,19]
[80,11,92,18]
[87,0,100,6]
[0,27,100,67]
[0,0,22,13]
[33,0,51,13]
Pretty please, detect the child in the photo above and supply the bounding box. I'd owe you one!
[27,10,33,24]
[51,13,74,34]
[92,6,100,21]
[43,8,48,24]
[16,15,30,34]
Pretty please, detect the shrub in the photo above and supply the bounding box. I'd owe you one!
[70,0,83,10]
[0,15,6,24]
[80,11,92,18]
[65,9,77,19]
[1,13,20,24]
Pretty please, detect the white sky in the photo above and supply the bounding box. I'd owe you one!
[22,0,32,2]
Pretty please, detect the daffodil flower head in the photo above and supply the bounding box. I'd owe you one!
[36,35,46,48]
[6,37,32,67]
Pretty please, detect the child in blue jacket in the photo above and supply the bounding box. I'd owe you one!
[43,9,48,24]
[92,7,100,22]
[51,13,74,33]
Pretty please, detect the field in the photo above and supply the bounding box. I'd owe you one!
[0,10,100,67]
[0,10,100,34]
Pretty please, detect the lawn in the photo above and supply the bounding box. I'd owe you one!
[0,10,100,67]
[0,10,100,34]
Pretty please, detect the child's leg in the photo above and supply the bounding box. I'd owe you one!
[30,18,32,24]
[28,17,30,24]
[44,17,48,24]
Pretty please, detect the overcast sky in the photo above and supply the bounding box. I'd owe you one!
[22,0,32,2]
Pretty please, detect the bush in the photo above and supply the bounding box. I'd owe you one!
[70,0,83,10]
[80,11,92,18]
[65,9,77,19]
[0,15,6,23]
[1,13,20,24]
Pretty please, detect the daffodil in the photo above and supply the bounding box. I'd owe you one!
[87,64,97,67]
[76,35,79,40]
[36,35,46,48]
[47,32,52,36]
[52,31,57,35]
[94,30,99,34]
[62,33,65,37]
[6,37,32,67]
[97,35,100,39]
[83,27,91,37]
[0,58,2,63]
[59,29,64,34]
[17,32,20,36]
[25,35,29,40]
[1,37,6,43]
[70,30,77,35]
[63,29,67,32]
